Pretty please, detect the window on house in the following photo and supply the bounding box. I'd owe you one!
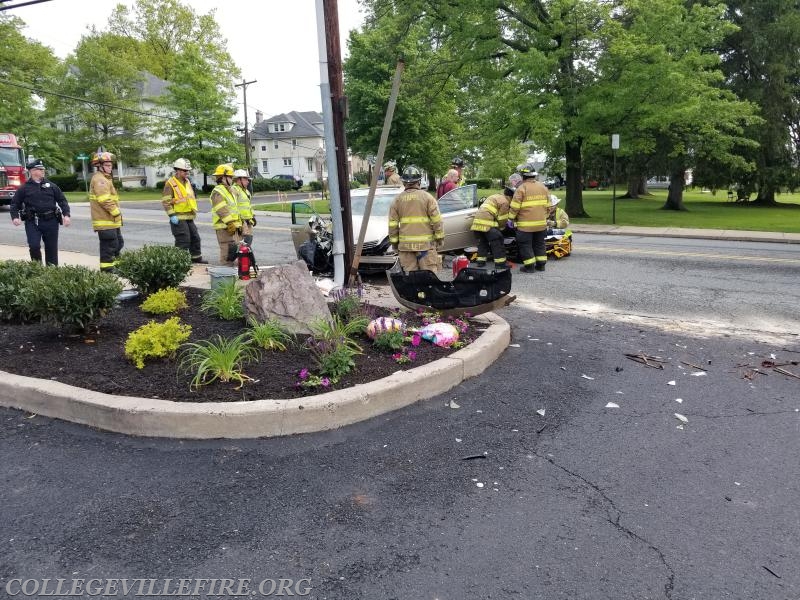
[277,123,285,132]
[261,145,266,151]
[283,158,292,167]
[292,139,297,148]
[274,141,279,149]
[306,158,314,171]
[262,160,269,173]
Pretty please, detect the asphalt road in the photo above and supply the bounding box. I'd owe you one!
[1,205,799,599]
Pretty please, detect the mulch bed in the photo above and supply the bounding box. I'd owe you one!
[0,288,476,402]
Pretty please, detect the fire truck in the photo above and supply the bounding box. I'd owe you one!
[0,133,27,206]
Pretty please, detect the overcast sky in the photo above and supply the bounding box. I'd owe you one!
[14,0,366,124]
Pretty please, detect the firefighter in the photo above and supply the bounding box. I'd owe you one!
[546,194,570,229]
[508,163,549,272]
[470,173,521,268]
[388,165,444,273]
[161,158,206,263]
[209,163,242,266]
[9,159,71,265]
[89,150,123,272]
[450,157,466,186]
[232,169,255,245]
[382,161,402,186]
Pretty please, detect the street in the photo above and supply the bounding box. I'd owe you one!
[1,204,799,599]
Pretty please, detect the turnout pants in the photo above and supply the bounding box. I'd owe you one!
[171,219,202,260]
[25,217,60,266]
[97,228,124,271]
[515,229,547,268]
[474,228,507,265]
[241,220,254,246]
[399,249,441,273]
[215,229,242,266]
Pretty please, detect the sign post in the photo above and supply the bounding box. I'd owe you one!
[611,134,619,225]
[76,153,89,195]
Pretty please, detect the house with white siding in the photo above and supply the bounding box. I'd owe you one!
[250,110,327,183]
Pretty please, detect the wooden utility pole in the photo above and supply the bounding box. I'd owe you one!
[235,78,257,172]
[323,0,354,283]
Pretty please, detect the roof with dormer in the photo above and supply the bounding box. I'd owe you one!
[251,110,323,139]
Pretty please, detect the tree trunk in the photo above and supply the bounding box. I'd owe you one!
[752,184,778,205]
[621,175,647,199]
[564,139,588,217]
[661,169,687,211]
[427,173,436,193]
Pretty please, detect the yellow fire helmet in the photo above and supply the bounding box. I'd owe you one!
[212,164,234,177]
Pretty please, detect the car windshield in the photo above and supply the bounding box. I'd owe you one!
[350,189,401,217]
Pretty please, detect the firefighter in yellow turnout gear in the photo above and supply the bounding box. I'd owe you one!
[388,165,444,273]
[470,173,520,267]
[88,151,123,272]
[209,164,242,266]
[161,158,206,263]
[232,169,255,245]
[508,163,549,272]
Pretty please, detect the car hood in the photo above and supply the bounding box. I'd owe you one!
[350,214,388,244]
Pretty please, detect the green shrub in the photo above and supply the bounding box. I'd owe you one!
[116,245,192,295]
[179,333,260,389]
[0,260,46,322]
[201,280,245,320]
[24,265,122,332]
[308,339,358,380]
[251,178,295,192]
[247,318,293,351]
[349,180,361,189]
[48,174,82,192]
[465,178,493,189]
[373,329,405,351]
[141,287,188,315]
[330,286,363,321]
[310,314,369,353]
[124,317,192,369]
[308,180,323,191]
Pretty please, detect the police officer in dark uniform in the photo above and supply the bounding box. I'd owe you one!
[10,159,71,265]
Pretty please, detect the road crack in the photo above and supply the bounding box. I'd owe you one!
[535,452,676,599]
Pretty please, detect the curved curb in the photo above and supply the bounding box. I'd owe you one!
[0,313,510,439]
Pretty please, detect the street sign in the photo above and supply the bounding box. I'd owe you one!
[76,153,89,160]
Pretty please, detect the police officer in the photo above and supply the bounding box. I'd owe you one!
[388,165,444,272]
[10,159,71,265]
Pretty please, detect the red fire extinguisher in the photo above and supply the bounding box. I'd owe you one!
[452,254,469,277]
[236,242,258,280]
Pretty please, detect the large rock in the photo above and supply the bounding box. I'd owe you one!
[244,261,331,335]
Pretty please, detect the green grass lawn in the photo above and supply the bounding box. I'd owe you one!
[252,199,330,213]
[479,187,800,233]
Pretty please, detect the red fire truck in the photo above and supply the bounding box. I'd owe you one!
[0,133,27,206]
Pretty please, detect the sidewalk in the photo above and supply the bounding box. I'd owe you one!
[568,223,800,244]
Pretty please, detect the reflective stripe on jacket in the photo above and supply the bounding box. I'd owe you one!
[471,193,510,232]
[161,176,198,219]
[550,207,569,229]
[232,183,254,220]
[509,180,548,232]
[89,172,121,231]
[388,187,444,251]
[210,184,240,229]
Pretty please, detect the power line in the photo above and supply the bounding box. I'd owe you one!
[0,0,54,11]
[0,79,171,119]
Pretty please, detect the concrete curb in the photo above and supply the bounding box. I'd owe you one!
[0,313,510,439]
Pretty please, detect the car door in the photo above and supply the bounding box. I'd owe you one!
[436,184,478,251]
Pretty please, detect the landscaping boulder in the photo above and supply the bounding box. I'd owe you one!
[244,261,331,335]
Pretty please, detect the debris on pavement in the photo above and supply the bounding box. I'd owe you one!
[624,352,666,369]
[690,371,707,377]
[475,482,485,488]
[674,413,689,423]
[762,566,781,579]
[675,398,683,403]
[461,454,488,461]
[449,399,461,409]
[581,374,594,380]
[509,343,521,348]
[680,360,707,371]
[774,366,800,380]
[536,408,546,417]
[605,402,619,408]
[667,380,676,386]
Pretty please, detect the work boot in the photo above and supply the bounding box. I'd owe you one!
[192,257,209,264]
[520,264,536,273]
[535,263,546,272]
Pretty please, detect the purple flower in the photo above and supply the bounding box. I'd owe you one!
[299,368,309,380]
[321,377,331,387]
[411,334,421,347]
[392,353,402,360]
[408,350,417,361]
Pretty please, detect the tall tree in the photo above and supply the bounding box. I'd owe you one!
[717,0,800,203]
[107,0,239,82]
[154,45,243,182]
[0,11,60,165]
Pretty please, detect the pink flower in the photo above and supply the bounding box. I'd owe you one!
[392,353,402,361]
[321,377,331,387]
[299,368,309,380]
[411,334,421,347]
[407,350,417,361]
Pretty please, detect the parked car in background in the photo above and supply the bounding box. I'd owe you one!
[291,184,481,274]
[272,174,303,190]
[646,176,670,189]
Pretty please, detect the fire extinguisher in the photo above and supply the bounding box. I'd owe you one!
[236,242,258,280]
